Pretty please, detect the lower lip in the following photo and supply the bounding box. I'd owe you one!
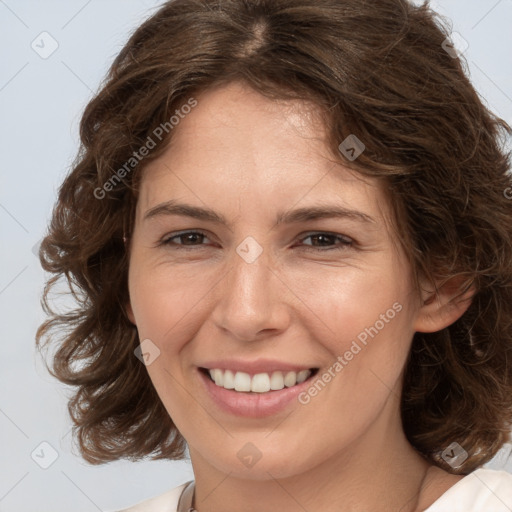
[198,368,317,418]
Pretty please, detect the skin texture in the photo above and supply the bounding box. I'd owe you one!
[126,81,471,512]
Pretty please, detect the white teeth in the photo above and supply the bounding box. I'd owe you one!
[206,368,313,393]
[223,369,235,389]
[284,371,297,387]
[212,369,223,387]
[251,373,270,393]
[234,371,251,392]
[269,371,284,390]
[296,369,310,383]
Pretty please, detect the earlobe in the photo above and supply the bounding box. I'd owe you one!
[414,276,475,333]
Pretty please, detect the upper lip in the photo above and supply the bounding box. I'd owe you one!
[199,358,318,375]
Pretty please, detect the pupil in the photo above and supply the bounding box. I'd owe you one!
[314,234,331,246]
[183,233,202,245]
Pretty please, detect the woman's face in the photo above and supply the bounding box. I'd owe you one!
[127,81,425,479]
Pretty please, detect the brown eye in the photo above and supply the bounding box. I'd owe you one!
[161,230,212,248]
[299,232,353,251]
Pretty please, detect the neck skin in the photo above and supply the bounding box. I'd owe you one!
[187,381,463,512]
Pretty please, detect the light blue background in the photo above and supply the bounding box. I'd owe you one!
[1,1,511,510]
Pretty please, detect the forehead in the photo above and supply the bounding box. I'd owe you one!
[136,81,391,226]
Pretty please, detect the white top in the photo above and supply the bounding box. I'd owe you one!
[112,468,512,512]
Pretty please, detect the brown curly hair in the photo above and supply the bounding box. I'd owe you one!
[36,0,512,474]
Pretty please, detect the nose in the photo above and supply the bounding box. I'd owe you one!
[211,244,291,342]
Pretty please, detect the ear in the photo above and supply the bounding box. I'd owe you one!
[125,301,137,325]
[414,275,475,333]
[123,235,136,325]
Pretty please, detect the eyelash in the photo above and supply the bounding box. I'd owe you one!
[159,230,353,252]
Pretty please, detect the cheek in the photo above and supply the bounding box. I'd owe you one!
[327,285,414,406]
[127,262,206,427]
[128,258,213,342]
[282,259,412,354]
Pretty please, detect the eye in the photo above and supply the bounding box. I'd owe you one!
[297,232,353,251]
[158,230,354,252]
[160,230,213,248]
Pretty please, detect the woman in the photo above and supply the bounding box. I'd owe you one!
[36,0,512,510]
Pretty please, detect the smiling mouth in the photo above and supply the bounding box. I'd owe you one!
[200,367,319,393]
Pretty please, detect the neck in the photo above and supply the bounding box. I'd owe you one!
[187,391,437,512]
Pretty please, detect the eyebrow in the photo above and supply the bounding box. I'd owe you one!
[143,199,376,227]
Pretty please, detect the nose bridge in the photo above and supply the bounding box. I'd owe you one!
[212,236,288,340]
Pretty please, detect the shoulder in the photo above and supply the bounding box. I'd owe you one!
[425,468,512,512]
[107,481,191,512]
